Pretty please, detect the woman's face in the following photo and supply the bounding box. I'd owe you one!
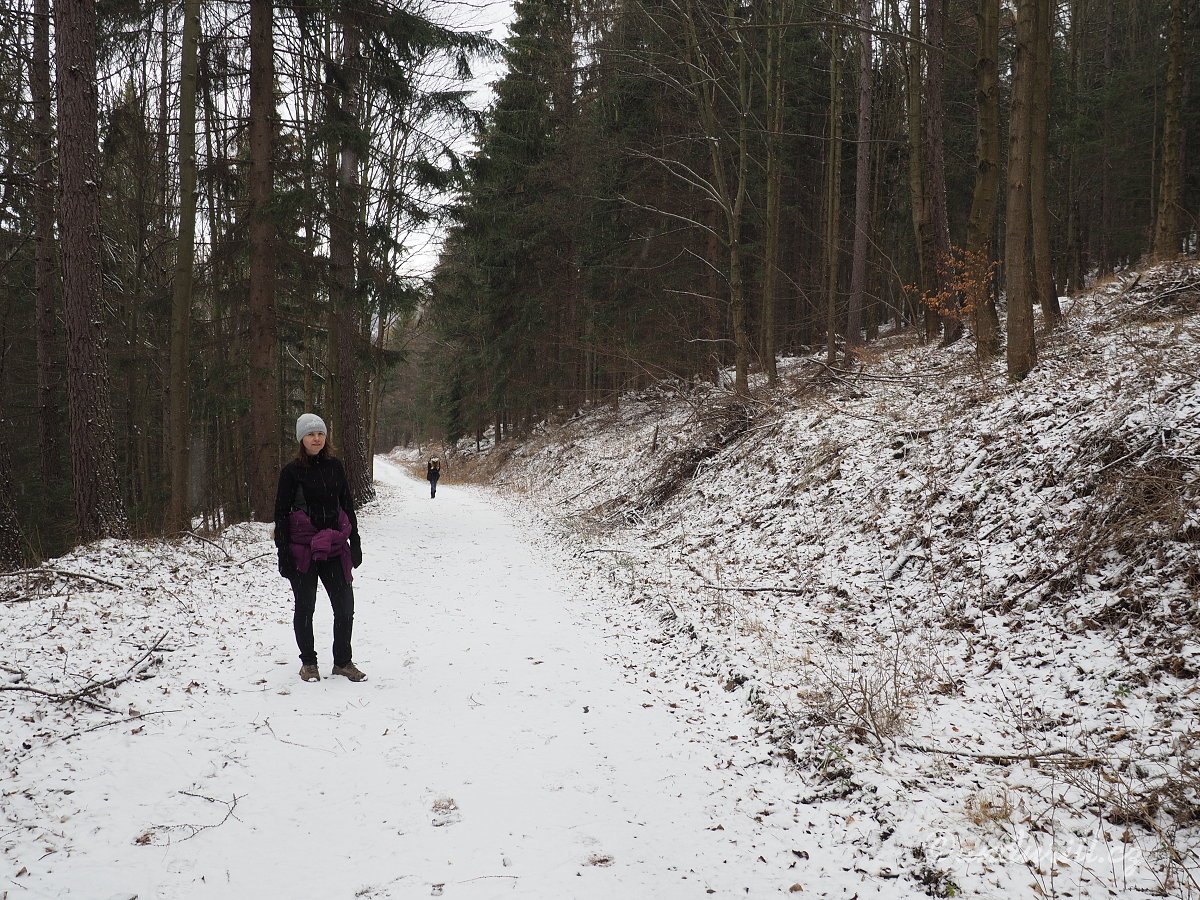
[301,431,326,456]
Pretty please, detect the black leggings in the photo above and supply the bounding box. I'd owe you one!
[289,558,354,667]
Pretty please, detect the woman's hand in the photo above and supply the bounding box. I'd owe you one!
[278,547,296,579]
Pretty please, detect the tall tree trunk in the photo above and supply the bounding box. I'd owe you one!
[1153,0,1186,258]
[1006,0,1038,380]
[356,195,376,475]
[824,0,844,363]
[166,0,200,533]
[33,0,60,487]
[683,0,752,394]
[924,0,957,343]
[0,423,23,569]
[845,0,873,356]
[1098,0,1115,274]
[1029,0,1059,327]
[867,101,888,339]
[704,207,722,382]
[126,151,153,526]
[549,0,581,405]
[967,0,1001,359]
[1063,0,1084,294]
[301,53,321,418]
[729,5,751,395]
[247,0,279,520]
[55,0,128,541]
[157,0,171,221]
[906,0,933,337]
[329,16,375,505]
[368,313,387,462]
[759,0,784,383]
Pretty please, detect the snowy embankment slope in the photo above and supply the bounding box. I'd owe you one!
[2,262,1196,900]
[5,457,905,899]
[453,261,1200,899]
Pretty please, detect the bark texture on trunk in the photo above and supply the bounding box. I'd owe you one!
[329,19,375,507]
[759,0,783,382]
[166,0,200,532]
[846,0,873,355]
[906,0,932,337]
[1006,0,1039,381]
[1153,0,1186,258]
[1029,0,1060,328]
[247,0,280,520]
[825,1,844,362]
[55,0,129,541]
[33,0,60,487]
[924,0,958,344]
[0,432,23,569]
[729,6,751,396]
[967,0,1001,359]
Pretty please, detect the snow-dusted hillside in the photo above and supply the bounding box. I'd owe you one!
[456,260,1200,898]
[2,261,1195,899]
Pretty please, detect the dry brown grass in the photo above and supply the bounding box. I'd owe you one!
[965,785,1014,827]
[1049,732,1200,897]
[794,636,938,747]
[1068,451,1198,604]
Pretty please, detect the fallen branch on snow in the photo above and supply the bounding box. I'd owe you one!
[176,531,233,559]
[560,477,608,506]
[49,709,181,746]
[142,791,242,843]
[0,631,168,712]
[703,583,808,595]
[0,567,125,590]
[817,361,966,382]
[235,550,273,567]
[900,742,1105,766]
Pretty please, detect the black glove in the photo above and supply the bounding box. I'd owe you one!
[278,546,296,579]
[351,539,362,569]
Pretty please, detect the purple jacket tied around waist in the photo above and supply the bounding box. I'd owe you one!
[288,507,353,584]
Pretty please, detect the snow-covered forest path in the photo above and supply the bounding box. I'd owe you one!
[9,459,852,899]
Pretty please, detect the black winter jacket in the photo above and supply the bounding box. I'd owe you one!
[274,455,360,561]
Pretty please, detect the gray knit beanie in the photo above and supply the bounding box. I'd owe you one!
[295,413,328,444]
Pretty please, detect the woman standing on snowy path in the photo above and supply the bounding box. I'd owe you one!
[427,456,440,498]
[274,413,366,684]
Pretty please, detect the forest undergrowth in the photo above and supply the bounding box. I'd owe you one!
[454,259,1200,898]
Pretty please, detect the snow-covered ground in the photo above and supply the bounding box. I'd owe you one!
[3,261,1198,899]
[446,261,1200,899]
[5,458,889,899]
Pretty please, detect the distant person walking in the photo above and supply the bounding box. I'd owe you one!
[427,456,441,498]
[274,413,366,683]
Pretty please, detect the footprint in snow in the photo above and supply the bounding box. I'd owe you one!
[430,796,461,827]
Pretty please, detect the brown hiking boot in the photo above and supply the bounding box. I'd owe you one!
[331,662,367,682]
[299,664,321,682]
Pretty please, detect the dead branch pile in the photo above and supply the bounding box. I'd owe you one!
[1069,437,1199,594]
[1120,264,1200,321]
[591,396,755,523]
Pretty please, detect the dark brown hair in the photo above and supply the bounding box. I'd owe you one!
[293,442,335,466]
